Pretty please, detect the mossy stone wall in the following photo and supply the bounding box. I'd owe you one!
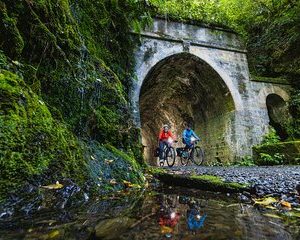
[253,141,300,165]
[0,0,150,197]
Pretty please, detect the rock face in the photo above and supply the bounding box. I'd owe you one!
[131,18,291,165]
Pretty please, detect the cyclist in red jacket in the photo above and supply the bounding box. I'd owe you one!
[158,124,176,165]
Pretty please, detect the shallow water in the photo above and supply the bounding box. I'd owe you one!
[0,186,299,240]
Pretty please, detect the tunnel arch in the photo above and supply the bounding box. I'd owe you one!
[135,50,244,112]
[138,52,238,165]
[258,86,290,108]
[266,94,290,140]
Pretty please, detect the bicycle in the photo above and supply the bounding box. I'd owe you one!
[178,137,205,166]
[159,138,177,167]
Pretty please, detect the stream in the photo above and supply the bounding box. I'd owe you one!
[0,185,299,240]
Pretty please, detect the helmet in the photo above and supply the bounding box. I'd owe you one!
[163,124,169,129]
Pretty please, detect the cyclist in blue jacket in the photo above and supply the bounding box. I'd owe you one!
[182,123,200,149]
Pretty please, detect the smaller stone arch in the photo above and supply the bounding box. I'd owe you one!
[258,86,291,140]
[266,94,291,140]
[258,86,290,108]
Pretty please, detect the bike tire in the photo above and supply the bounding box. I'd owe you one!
[193,146,204,166]
[166,147,176,167]
[180,150,189,166]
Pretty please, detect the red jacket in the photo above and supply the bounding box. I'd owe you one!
[158,130,175,141]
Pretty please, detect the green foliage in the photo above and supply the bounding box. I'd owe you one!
[149,0,300,77]
[253,140,300,165]
[234,155,256,166]
[286,89,300,139]
[261,128,281,145]
[256,153,284,166]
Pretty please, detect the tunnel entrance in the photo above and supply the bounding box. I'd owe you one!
[266,94,289,140]
[139,53,236,165]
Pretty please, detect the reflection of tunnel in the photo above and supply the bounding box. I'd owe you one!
[139,53,235,165]
[266,94,289,140]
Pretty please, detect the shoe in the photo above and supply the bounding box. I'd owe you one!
[159,159,164,166]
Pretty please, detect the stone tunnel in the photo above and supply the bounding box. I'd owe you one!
[130,18,291,165]
[139,53,235,165]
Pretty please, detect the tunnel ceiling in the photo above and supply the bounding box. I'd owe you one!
[139,53,235,164]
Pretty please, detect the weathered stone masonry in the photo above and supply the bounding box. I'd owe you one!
[130,18,290,165]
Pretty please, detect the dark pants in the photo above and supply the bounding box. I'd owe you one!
[184,141,193,150]
[159,140,167,160]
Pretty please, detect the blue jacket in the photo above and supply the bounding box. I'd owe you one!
[187,209,207,230]
[182,129,200,145]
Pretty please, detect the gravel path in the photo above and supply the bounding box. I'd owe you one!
[163,166,300,205]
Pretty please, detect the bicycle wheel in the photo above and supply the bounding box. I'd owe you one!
[166,147,176,167]
[193,146,204,166]
[180,150,189,166]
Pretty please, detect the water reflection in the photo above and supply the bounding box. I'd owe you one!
[0,187,298,240]
[185,198,207,232]
[157,194,208,238]
[158,195,181,238]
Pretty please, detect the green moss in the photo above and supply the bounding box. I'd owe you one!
[0,70,87,197]
[250,75,290,85]
[190,174,248,191]
[153,170,249,193]
[253,141,300,165]
[86,143,145,193]
[0,0,150,198]
[104,144,140,171]
[0,3,24,58]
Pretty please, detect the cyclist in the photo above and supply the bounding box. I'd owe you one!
[158,124,176,165]
[187,198,207,231]
[182,123,200,150]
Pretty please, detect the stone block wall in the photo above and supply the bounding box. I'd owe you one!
[131,18,291,164]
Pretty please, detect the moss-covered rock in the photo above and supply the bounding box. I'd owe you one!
[0,0,152,202]
[0,70,89,195]
[86,143,145,194]
[153,170,249,193]
[253,141,300,165]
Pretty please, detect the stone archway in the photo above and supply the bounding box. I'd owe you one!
[266,94,290,140]
[138,53,237,165]
[258,86,290,108]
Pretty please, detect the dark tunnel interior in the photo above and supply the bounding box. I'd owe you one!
[139,53,236,165]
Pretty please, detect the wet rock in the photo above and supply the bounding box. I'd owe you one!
[296,184,300,194]
[238,194,250,203]
[94,217,135,239]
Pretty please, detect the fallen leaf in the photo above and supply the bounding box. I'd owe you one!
[281,200,292,209]
[12,60,21,66]
[265,205,277,210]
[41,181,63,190]
[110,179,117,185]
[263,213,282,219]
[123,180,134,188]
[254,197,277,206]
[105,159,114,164]
[226,203,239,208]
[289,211,300,218]
[48,230,60,238]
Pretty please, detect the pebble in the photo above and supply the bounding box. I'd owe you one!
[165,166,300,200]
